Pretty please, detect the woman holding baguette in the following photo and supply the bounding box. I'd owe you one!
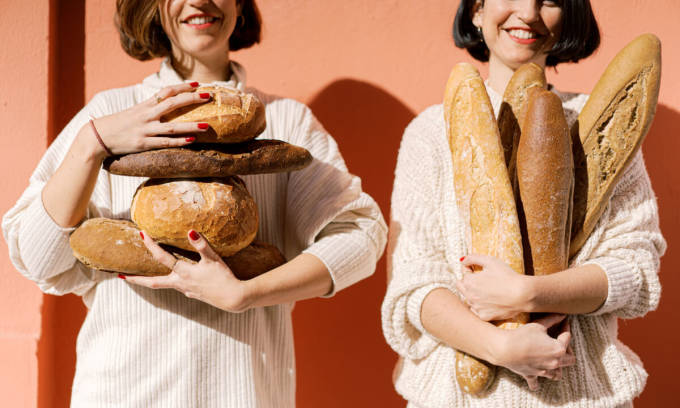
[2,0,386,406]
[382,0,665,407]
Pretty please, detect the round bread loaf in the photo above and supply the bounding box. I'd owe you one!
[103,140,313,178]
[161,86,266,143]
[131,177,258,257]
[70,218,285,279]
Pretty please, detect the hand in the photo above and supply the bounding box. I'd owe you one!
[85,82,212,159]
[124,230,252,313]
[456,254,531,321]
[492,314,575,391]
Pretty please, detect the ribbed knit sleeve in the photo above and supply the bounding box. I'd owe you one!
[573,151,666,318]
[382,105,462,360]
[2,92,115,296]
[270,99,386,296]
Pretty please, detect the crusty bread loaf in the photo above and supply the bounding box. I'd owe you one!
[131,177,258,257]
[517,88,573,275]
[162,86,266,144]
[70,218,285,279]
[444,63,529,395]
[497,63,547,177]
[570,33,661,256]
[103,140,313,178]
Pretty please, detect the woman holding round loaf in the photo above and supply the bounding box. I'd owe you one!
[382,0,665,407]
[2,0,386,406]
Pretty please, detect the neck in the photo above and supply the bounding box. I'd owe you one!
[486,55,547,96]
[170,50,232,83]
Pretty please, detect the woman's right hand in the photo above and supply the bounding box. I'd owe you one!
[85,82,211,159]
[492,314,575,391]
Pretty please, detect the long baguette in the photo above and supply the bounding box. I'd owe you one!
[570,33,661,256]
[444,63,529,395]
[517,88,573,276]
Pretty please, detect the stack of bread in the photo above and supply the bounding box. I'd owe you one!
[70,86,313,280]
[443,33,661,394]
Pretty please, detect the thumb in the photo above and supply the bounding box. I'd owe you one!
[533,313,567,331]
[187,229,223,263]
[460,253,498,270]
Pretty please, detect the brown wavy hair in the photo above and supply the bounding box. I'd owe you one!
[115,0,262,61]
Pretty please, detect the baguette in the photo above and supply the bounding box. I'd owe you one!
[161,86,266,144]
[70,218,285,279]
[516,88,573,276]
[131,177,258,257]
[103,140,313,178]
[444,63,529,395]
[497,63,547,177]
[570,33,661,256]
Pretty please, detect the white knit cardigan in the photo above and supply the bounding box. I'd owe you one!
[381,85,666,407]
[2,60,387,407]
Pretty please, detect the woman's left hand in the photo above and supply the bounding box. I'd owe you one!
[124,230,252,313]
[456,254,532,321]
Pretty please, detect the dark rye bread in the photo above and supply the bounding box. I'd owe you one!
[161,86,266,144]
[517,88,573,276]
[570,33,661,256]
[70,218,286,279]
[103,140,312,178]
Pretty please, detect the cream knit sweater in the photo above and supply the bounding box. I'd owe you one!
[381,85,666,407]
[2,60,387,407]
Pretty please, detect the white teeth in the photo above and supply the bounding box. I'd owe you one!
[507,29,538,39]
[186,16,216,25]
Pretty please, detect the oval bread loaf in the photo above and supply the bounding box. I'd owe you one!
[570,33,661,256]
[131,177,258,257]
[444,63,529,395]
[161,86,266,144]
[70,218,285,279]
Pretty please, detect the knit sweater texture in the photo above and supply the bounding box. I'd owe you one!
[2,60,387,407]
[381,84,666,407]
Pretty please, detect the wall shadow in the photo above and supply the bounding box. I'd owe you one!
[619,103,680,407]
[293,79,415,407]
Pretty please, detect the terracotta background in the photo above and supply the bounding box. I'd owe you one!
[1,1,678,407]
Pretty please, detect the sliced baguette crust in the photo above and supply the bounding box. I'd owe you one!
[497,63,547,176]
[103,140,313,178]
[161,86,266,144]
[517,88,573,275]
[444,64,528,395]
[70,218,285,279]
[570,33,661,256]
[131,177,258,257]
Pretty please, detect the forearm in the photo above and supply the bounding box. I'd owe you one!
[524,264,608,315]
[42,125,106,227]
[244,253,333,308]
[421,288,503,365]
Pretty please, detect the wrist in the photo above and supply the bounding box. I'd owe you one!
[486,327,511,366]
[517,275,538,313]
[75,122,108,162]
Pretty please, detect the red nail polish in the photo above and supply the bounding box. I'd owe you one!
[118,273,126,280]
[199,93,210,99]
[460,256,465,262]
[189,81,199,87]
[185,136,196,142]
[139,231,144,239]
[189,230,200,240]
[197,123,210,129]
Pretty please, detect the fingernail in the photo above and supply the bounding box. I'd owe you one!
[197,123,210,129]
[189,230,200,240]
[199,93,210,99]
[460,256,465,262]
[189,81,199,87]
[118,273,126,280]
[185,136,195,142]
[139,231,144,239]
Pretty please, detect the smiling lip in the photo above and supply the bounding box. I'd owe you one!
[505,27,541,44]
[182,13,219,29]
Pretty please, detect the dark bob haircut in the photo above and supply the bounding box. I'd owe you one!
[453,0,600,67]
[116,0,262,61]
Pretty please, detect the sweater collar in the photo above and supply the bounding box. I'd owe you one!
[143,58,247,91]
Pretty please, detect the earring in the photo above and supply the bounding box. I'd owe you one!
[236,15,245,29]
[477,26,484,43]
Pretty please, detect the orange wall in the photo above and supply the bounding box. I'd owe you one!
[2,1,679,407]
